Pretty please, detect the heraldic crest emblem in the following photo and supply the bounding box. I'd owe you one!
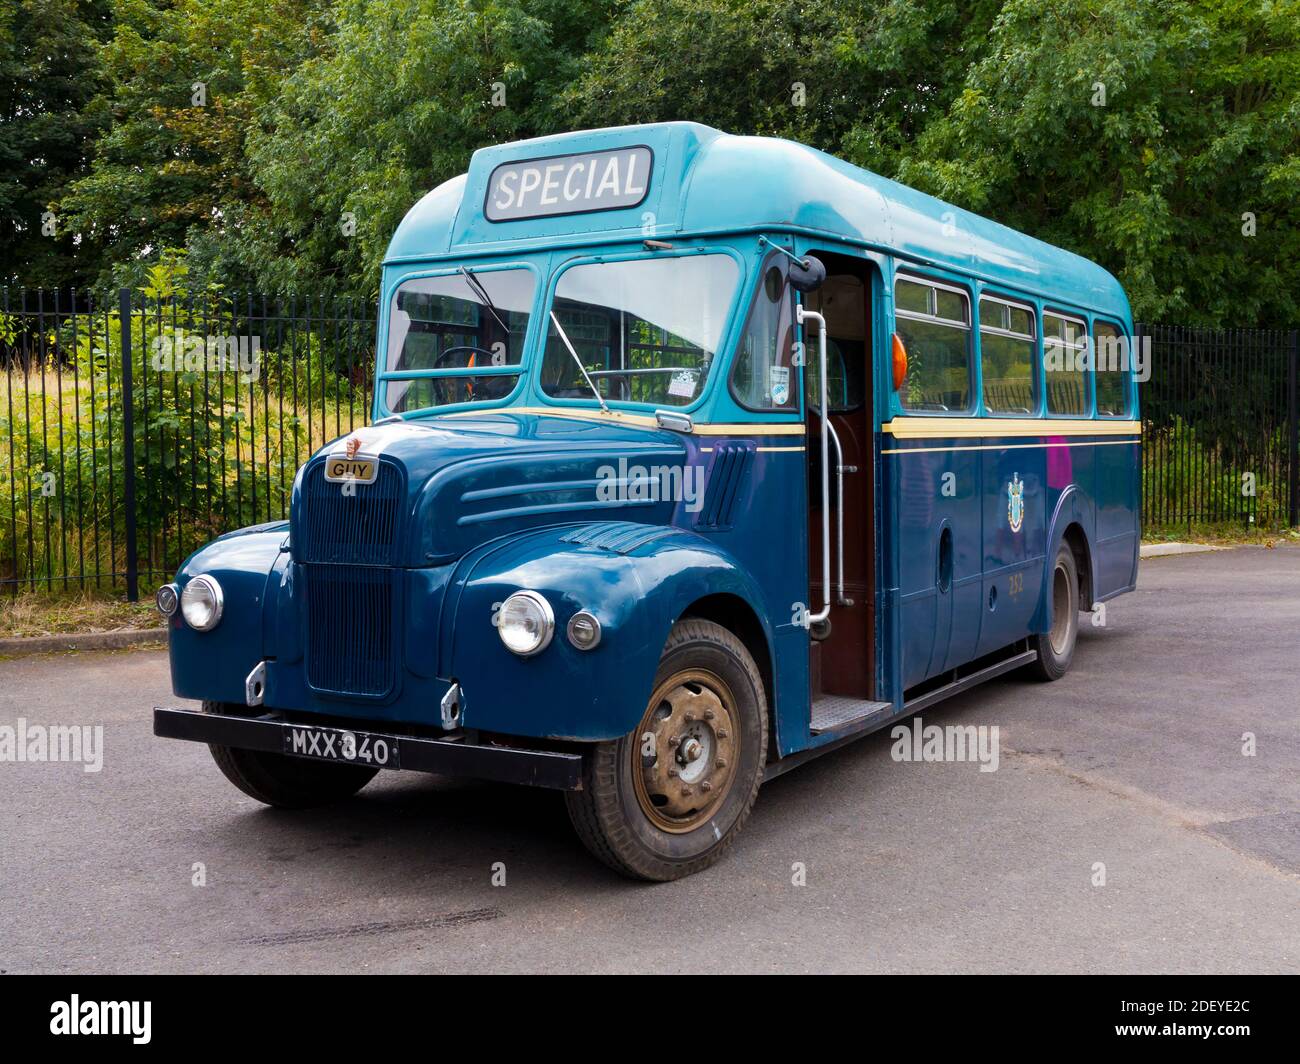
[1007,473,1025,533]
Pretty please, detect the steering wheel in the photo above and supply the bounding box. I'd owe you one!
[430,345,504,404]
[434,344,498,369]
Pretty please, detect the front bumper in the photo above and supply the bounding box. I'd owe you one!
[154,707,584,791]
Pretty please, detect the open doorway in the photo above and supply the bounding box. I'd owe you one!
[803,249,876,709]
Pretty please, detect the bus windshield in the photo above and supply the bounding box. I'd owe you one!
[385,267,535,413]
[539,254,740,407]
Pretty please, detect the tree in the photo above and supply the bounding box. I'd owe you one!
[20,0,1300,325]
[562,0,1002,170]
[0,0,112,288]
[891,0,1300,326]
[58,0,332,291]
[233,0,612,297]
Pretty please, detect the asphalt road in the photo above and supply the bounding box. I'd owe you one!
[2,547,1297,973]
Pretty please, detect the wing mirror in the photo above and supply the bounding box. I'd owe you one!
[788,254,826,293]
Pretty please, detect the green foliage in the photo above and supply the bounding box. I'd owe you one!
[0,0,112,287]
[1143,415,1290,529]
[235,0,609,296]
[893,0,1300,327]
[562,0,997,160]
[57,0,331,291]
[11,0,1300,320]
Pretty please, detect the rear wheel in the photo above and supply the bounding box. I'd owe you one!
[203,701,378,808]
[1030,544,1079,681]
[565,619,768,881]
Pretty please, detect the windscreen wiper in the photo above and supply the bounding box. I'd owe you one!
[549,311,609,413]
[459,266,509,334]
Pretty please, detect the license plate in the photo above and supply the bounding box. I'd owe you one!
[323,457,377,484]
[284,724,400,769]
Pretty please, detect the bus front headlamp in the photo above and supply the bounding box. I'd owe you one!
[181,575,224,632]
[497,591,554,657]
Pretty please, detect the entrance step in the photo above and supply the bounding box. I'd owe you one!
[810,695,894,736]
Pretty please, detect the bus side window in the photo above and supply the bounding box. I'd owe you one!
[1043,312,1089,416]
[1093,321,1130,417]
[730,256,797,412]
[895,276,971,413]
[979,297,1037,415]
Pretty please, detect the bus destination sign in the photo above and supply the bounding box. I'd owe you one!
[485,146,653,222]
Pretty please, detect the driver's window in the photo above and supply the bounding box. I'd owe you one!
[540,254,739,407]
[388,269,534,372]
[730,256,797,412]
[385,268,535,411]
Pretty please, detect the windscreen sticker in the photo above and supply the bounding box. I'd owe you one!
[668,371,698,399]
[769,365,790,406]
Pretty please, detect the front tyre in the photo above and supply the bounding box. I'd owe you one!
[1030,544,1080,681]
[203,701,378,808]
[565,619,768,881]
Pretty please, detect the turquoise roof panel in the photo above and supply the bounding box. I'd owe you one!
[384,122,1129,320]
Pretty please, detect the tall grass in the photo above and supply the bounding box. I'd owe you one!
[1142,415,1289,530]
[2,367,368,590]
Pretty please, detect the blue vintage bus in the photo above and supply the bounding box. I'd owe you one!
[154,123,1141,880]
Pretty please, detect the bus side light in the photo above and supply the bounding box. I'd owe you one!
[891,333,908,391]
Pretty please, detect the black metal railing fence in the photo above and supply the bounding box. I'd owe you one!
[1139,324,1298,531]
[1,288,374,598]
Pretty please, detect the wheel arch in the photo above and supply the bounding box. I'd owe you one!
[1041,485,1097,629]
[1059,521,1093,610]
[445,523,778,741]
[679,592,775,756]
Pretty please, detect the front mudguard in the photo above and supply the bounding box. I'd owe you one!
[441,523,774,741]
[167,522,290,705]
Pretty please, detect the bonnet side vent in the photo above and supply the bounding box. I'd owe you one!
[696,441,755,531]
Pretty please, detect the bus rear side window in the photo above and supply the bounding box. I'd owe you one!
[895,276,971,413]
[1044,312,1088,415]
[1093,321,1130,417]
[979,297,1036,415]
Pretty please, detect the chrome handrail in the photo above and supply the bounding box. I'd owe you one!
[824,417,853,607]
[798,304,831,625]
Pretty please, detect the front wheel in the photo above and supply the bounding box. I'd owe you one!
[565,619,768,881]
[1030,544,1080,681]
[203,701,378,808]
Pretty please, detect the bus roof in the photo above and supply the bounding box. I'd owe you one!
[385,122,1130,321]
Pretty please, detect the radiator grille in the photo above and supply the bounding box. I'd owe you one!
[304,565,396,698]
[296,458,405,566]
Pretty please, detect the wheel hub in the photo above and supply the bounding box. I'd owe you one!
[634,670,738,832]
